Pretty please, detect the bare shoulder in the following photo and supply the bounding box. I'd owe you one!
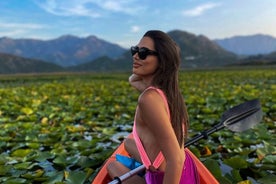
[139,88,161,102]
[138,88,165,108]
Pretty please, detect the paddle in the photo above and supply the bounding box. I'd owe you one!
[185,98,262,146]
[108,99,262,184]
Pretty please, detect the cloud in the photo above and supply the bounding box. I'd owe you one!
[0,22,45,29]
[101,1,136,14]
[33,0,101,18]
[0,30,26,37]
[0,22,46,38]
[131,26,140,33]
[182,2,221,17]
[34,0,143,18]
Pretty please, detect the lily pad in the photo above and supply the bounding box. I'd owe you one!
[223,156,248,169]
[11,149,33,158]
[0,70,275,183]
[65,171,87,184]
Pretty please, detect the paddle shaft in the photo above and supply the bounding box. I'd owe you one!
[185,106,260,147]
[108,165,146,184]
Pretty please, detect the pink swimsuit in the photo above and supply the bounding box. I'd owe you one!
[133,86,199,184]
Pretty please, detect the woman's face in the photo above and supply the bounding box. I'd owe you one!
[132,36,159,78]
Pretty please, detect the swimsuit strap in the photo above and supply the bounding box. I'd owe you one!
[152,152,164,169]
[133,123,152,169]
[146,87,171,120]
[133,86,170,169]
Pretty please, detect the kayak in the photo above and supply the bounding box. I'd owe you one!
[92,134,219,184]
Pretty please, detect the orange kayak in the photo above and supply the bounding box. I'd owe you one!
[92,134,219,184]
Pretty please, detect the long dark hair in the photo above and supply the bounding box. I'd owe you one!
[143,30,189,147]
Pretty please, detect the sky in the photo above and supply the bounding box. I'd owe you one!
[0,0,276,48]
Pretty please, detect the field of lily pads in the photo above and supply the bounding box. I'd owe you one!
[0,68,275,184]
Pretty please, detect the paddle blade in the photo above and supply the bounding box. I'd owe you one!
[221,99,262,132]
[225,108,262,132]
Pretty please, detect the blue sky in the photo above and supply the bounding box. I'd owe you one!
[0,0,275,48]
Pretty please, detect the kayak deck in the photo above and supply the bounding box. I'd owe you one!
[92,134,219,184]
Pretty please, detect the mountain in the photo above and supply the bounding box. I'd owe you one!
[267,51,276,60]
[4,30,275,74]
[235,51,276,66]
[167,30,238,68]
[214,34,276,55]
[0,35,126,67]
[0,53,64,74]
[67,30,238,71]
[68,52,132,72]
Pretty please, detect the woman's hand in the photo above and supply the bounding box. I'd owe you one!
[129,74,146,92]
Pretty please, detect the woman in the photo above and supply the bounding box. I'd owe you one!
[107,30,199,184]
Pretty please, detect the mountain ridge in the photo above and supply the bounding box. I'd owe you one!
[0,30,275,74]
[0,52,64,74]
[0,35,126,67]
[214,34,276,55]
[168,30,237,68]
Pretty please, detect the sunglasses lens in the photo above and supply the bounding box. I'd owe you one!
[131,46,138,56]
[130,46,157,60]
[138,49,147,60]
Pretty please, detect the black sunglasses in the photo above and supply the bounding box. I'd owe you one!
[130,46,158,60]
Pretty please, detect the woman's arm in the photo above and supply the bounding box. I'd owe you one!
[139,90,184,184]
[129,74,146,92]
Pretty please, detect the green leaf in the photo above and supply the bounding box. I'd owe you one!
[257,174,276,184]
[43,171,64,183]
[14,162,32,170]
[77,156,97,168]
[0,165,13,176]
[3,178,27,184]
[231,169,243,182]
[21,169,44,179]
[262,155,276,164]
[259,163,276,170]
[223,156,248,169]
[11,149,33,158]
[0,155,8,165]
[256,141,276,160]
[65,171,86,184]
[203,159,222,178]
[53,155,79,168]
[20,107,33,115]
[35,151,54,162]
